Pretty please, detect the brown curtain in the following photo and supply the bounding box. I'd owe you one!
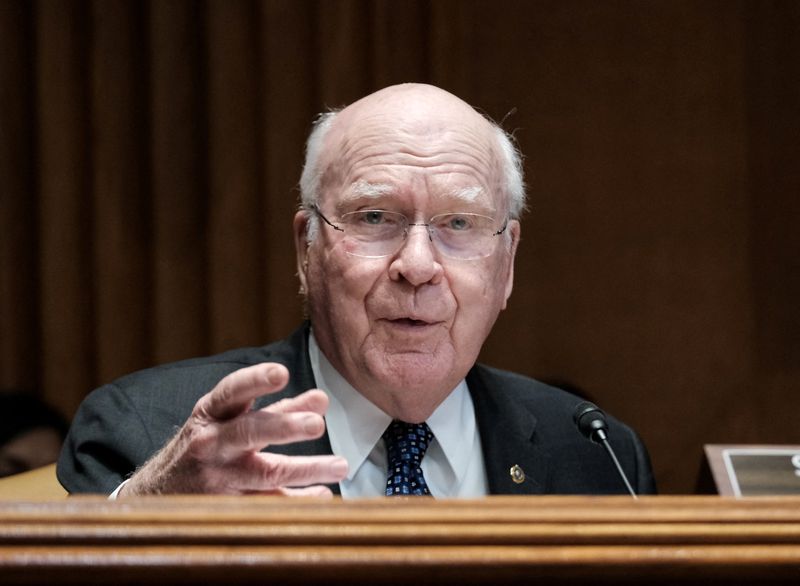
[1,0,798,493]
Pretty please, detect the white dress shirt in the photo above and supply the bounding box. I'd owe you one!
[309,331,488,498]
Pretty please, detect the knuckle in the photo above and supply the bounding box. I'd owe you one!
[259,411,307,441]
[231,414,262,450]
[180,419,221,462]
[274,413,299,437]
[213,374,236,405]
[260,453,293,487]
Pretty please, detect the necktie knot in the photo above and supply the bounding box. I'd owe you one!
[383,420,434,496]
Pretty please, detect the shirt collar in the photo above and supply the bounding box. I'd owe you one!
[308,329,476,487]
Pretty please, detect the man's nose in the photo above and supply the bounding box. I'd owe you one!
[388,225,443,286]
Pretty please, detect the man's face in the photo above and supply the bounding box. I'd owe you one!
[295,87,519,421]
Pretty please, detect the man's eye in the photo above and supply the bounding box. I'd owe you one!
[361,211,386,225]
[446,215,473,231]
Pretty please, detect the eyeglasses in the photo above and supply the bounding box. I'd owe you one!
[310,206,508,260]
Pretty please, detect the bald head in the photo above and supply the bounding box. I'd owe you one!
[330,84,493,143]
[300,84,525,225]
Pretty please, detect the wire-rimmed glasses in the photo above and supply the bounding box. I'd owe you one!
[311,206,508,260]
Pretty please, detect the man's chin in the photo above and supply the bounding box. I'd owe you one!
[368,351,458,391]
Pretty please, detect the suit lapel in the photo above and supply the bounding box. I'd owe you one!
[467,366,549,495]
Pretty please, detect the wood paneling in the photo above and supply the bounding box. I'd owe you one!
[34,1,94,417]
[0,496,799,584]
[205,0,265,353]
[745,1,800,445]
[90,1,152,383]
[149,0,210,364]
[259,1,316,341]
[0,1,38,391]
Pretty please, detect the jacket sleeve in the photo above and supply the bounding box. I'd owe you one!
[56,383,160,494]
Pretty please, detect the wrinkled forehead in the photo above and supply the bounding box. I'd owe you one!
[318,92,506,211]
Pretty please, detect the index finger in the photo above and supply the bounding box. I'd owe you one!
[195,362,290,421]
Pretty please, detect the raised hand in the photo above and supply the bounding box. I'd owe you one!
[119,363,348,496]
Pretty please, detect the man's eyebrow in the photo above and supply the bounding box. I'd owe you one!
[450,186,484,203]
[343,180,395,201]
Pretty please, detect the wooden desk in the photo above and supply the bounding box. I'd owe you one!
[1,496,799,584]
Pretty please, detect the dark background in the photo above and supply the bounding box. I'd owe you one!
[1,0,797,493]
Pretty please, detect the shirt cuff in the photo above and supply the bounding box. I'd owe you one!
[108,479,130,499]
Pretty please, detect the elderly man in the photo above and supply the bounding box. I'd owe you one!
[58,84,656,497]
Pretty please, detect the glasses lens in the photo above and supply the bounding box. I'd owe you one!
[430,213,499,260]
[339,210,407,257]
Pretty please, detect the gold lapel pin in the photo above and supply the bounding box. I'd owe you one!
[509,464,525,484]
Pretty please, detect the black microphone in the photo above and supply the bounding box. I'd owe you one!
[573,401,638,499]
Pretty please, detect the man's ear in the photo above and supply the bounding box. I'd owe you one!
[501,220,520,309]
[293,210,310,294]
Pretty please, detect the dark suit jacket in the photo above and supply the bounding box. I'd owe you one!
[57,323,657,495]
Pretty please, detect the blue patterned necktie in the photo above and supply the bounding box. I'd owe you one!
[383,420,434,496]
